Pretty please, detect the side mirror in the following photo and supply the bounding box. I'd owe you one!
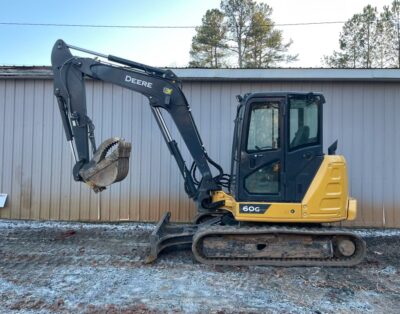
[328,140,338,155]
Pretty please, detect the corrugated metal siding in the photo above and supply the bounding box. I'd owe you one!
[0,78,399,227]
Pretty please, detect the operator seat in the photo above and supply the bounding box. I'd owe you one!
[290,125,310,148]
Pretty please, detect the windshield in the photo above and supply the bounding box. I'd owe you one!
[247,102,280,152]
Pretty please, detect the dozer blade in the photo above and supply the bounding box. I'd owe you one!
[79,138,131,192]
[147,212,197,263]
[146,212,222,263]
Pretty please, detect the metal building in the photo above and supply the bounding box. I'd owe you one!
[0,67,400,227]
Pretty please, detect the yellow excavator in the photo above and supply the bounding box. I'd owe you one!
[51,39,366,266]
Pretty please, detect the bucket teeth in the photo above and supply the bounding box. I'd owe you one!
[79,137,131,192]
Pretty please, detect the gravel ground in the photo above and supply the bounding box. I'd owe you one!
[0,220,399,314]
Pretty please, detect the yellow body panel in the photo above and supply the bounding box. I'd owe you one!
[212,155,356,223]
[347,198,357,221]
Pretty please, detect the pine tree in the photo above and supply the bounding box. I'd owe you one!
[376,8,396,67]
[394,0,400,67]
[324,2,400,68]
[377,1,400,67]
[220,0,255,68]
[220,0,295,68]
[244,3,297,68]
[190,0,296,68]
[358,5,379,68]
[189,9,228,68]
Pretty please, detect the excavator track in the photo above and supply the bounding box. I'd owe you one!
[192,225,366,267]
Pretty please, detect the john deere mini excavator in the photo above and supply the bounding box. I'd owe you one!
[51,39,366,266]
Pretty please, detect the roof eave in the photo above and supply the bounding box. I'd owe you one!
[1,66,400,82]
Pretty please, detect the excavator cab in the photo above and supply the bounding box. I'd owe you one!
[211,91,356,225]
[231,92,324,203]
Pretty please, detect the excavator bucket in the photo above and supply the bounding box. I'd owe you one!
[79,138,131,192]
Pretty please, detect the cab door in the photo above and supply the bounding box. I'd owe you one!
[237,97,285,202]
[285,94,324,202]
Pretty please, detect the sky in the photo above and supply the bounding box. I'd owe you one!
[0,0,395,67]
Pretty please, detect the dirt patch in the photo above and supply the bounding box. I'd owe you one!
[0,220,399,313]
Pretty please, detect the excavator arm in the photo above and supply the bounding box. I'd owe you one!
[51,39,223,208]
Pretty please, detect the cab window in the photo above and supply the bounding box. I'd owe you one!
[289,97,320,150]
[247,102,279,152]
[245,161,280,194]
